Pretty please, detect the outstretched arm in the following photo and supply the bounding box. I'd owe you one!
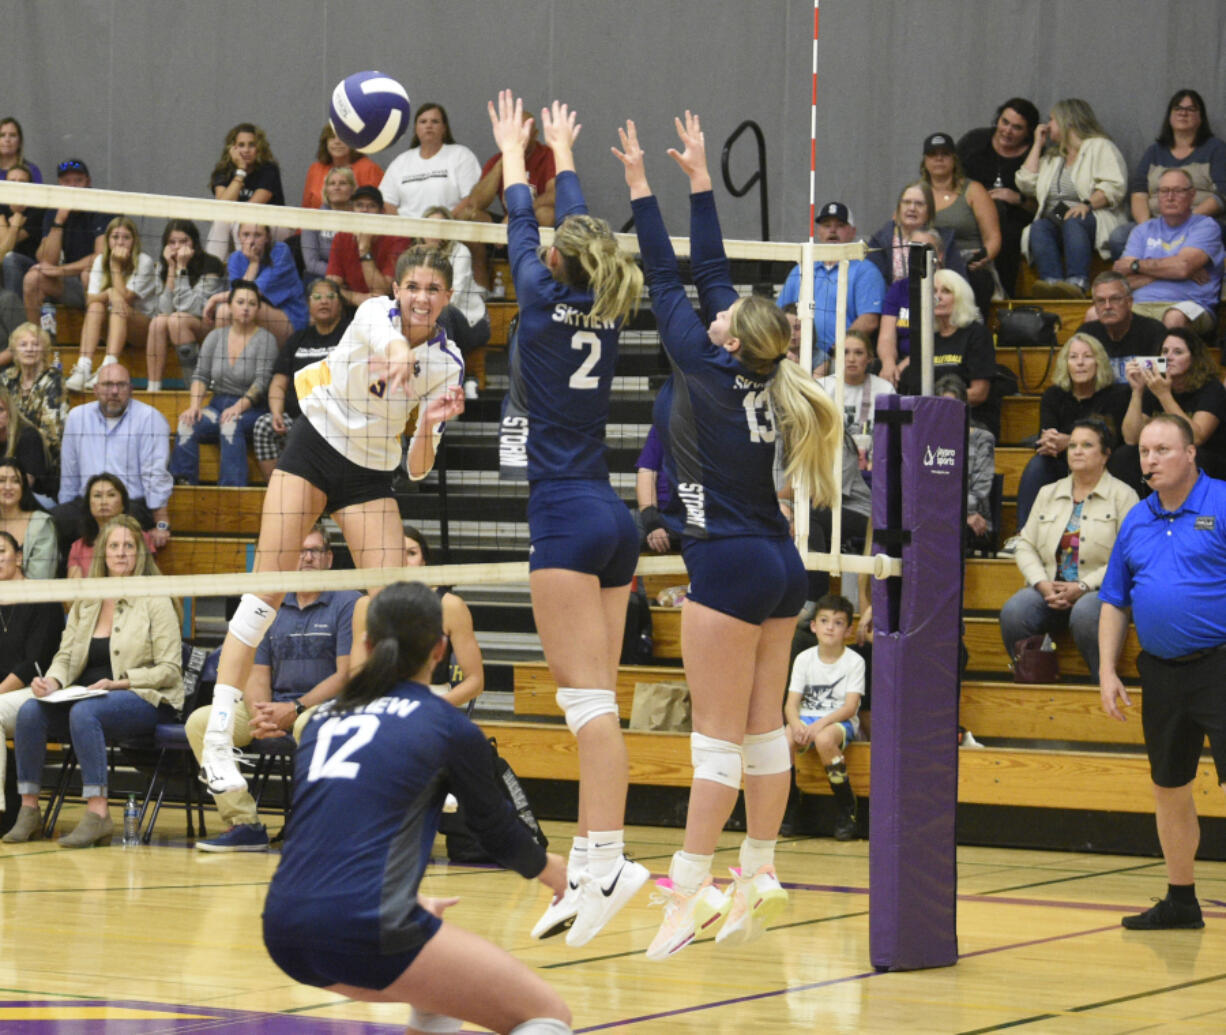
[669,112,736,318]
[488,89,531,190]
[615,120,708,369]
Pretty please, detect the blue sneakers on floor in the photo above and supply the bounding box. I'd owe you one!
[195,823,270,853]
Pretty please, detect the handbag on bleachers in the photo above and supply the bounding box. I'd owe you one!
[1011,634,1059,684]
[997,306,1061,393]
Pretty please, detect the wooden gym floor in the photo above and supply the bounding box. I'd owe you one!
[2,806,1225,1033]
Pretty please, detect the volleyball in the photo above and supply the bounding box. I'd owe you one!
[329,71,411,154]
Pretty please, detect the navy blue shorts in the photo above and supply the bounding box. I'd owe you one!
[682,535,808,624]
[527,479,639,587]
[264,907,442,991]
[276,416,395,514]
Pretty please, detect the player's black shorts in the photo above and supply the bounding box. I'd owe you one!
[276,416,395,513]
[527,478,638,587]
[264,907,442,991]
[1137,647,1226,787]
[682,534,808,625]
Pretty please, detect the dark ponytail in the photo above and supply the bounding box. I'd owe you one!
[335,582,443,712]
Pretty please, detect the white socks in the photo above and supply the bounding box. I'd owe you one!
[739,836,776,875]
[586,829,625,880]
[670,850,714,894]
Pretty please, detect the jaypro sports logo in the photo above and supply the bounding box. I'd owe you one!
[923,443,957,474]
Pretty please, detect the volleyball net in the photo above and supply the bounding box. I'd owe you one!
[0,178,900,607]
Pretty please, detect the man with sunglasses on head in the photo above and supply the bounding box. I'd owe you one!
[21,158,108,330]
[187,524,360,852]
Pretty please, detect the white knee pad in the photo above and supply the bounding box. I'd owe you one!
[742,727,792,776]
[555,686,617,735]
[508,1020,572,1035]
[690,732,743,789]
[229,593,278,648]
[407,1007,462,1033]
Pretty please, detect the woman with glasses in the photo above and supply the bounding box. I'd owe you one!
[1107,89,1226,261]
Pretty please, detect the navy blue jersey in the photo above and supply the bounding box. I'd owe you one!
[264,682,545,954]
[499,170,622,482]
[632,191,789,540]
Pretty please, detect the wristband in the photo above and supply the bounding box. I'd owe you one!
[234,169,247,179]
[641,505,664,534]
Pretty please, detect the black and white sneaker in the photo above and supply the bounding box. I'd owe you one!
[530,875,582,939]
[566,859,650,947]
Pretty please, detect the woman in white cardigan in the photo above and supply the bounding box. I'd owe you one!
[1016,98,1128,299]
[999,418,1137,681]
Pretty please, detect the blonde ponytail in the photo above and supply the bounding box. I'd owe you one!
[552,214,643,326]
[769,359,842,508]
[729,296,842,508]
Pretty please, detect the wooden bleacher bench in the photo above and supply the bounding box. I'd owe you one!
[167,486,265,536]
[155,536,250,577]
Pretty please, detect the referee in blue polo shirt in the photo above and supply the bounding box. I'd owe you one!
[1099,412,1226,930]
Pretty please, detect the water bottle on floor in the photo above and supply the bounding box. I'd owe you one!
[122,794,140,847]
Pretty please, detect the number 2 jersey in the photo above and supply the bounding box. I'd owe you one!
[631,190,789,540]
[263,682,546,955]
[499,170,623,483]
[295,295,465,471]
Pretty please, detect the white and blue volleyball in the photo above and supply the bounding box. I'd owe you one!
[329,71,411,154]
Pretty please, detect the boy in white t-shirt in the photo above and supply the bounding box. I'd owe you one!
[784,594,864,840]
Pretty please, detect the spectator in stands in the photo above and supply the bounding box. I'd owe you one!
[921,133,1001,317]
[877,228,945,387]
[897,269,998,437]
[146,220,226,391]
[252,278,349,479]
[170,280,277,487]
[1110,168,1226,335]
[777,201,885,375]
[401,526,485,707]
[21,158,106,326]
[420,206,490,359]
[635,425,680,554]
[1001,418,1135,682]
[206,224,306,345]
[0,390,53,502]
[0,322,65,463]
[937,375,996,549]
[66,217,159,392]
[782,303,802,363]
[0,118,41,182]
[300,166,354,282]
[1016,99,1128,300]
[1015,331,1128,532]
[65,472,157,579]
[1075,272,1165,378]
[817,329,894,443]
[0,530,64,826]
[0,456,54,578]
[300,122,384,210]
[785,594,864,841]
[205,122,286,260]
[3,514,182,848]
[53,362,172,550]
[452,110,558,288]
[1114,327,1226,490]
[188,525,360,853]
[326,185,413,309]
[1107,89,1226,261]
[866,181,967,287]
[1000,416,1132,681]
[957,98,1041,297]
[380,103,482,219]
[0,164,46,328]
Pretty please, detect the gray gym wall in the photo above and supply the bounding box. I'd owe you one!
[4,0,1224,251]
